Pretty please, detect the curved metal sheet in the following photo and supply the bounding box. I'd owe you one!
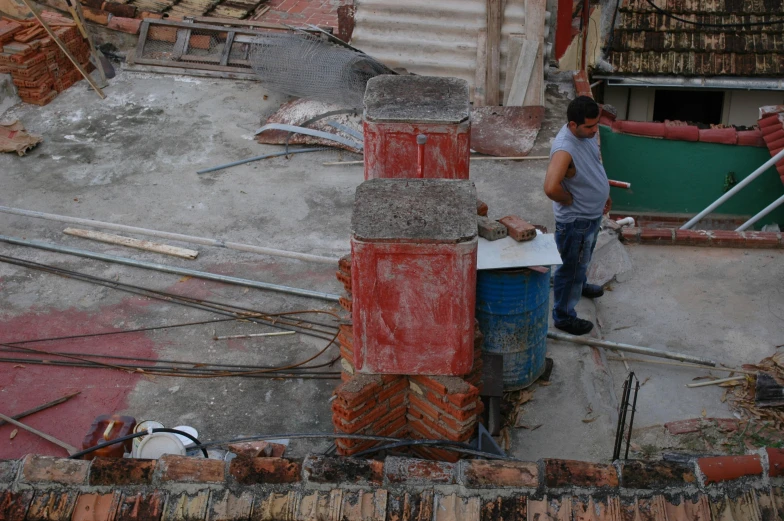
[351,0,530,102]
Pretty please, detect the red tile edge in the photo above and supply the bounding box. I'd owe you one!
[697,455,763,484]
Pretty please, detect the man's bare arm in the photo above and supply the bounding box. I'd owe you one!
[544,150,574,205]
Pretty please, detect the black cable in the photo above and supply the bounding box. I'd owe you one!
[644,0,784,27]
[352,439,511,460]
[69,428,207,459]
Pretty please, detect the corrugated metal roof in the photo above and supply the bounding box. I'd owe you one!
[351,0,539,102]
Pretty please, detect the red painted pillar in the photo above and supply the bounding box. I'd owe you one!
[555,0,573,60]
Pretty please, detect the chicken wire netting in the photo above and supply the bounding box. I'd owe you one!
[140,27,254,68]
[248,32,388,108]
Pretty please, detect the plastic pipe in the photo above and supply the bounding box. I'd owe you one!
[416,134,427,178]
[608,179,631,189]
[0,205,340,265]
[681,147,784,230]
[615,217,635,227]
[0,235,341,302]
[547,331,717,366]
[736,192,784,231]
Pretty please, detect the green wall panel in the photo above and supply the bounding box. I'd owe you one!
[599,126,784,228]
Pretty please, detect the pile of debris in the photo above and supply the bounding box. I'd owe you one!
[728,352,784,430]
[0,12,93,106]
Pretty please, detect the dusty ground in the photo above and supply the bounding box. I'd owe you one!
[1,67,781,463]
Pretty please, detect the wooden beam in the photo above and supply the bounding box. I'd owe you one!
[474,29,487,107]
[123,63,260,81]
[523,0,546,107]
[502,34,524,106]
[485,0,502,106]
[64,228,199,259]
[506,39,538,106]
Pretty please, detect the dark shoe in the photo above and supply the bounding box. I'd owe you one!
[554,317,594,336]
[582,283,604,299]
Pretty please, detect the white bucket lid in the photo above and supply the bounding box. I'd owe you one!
[172,425,198,447]
[134,432,186,459]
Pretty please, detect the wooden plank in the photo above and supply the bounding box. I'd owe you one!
[502,34,524,105]
[506,39,538,106]
[132,56,253,74]
[64,228,200,259]
[123,62,260,81]
[474,29,487,107]
[171,19,194,60]
[130,19,151,65]
[144,18,284,36]
[189,16,320,32]
[522,0,546,107]
[485,0,502,106]
[218,30,235,65]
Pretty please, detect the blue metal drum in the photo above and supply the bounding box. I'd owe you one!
[476,268,550,390]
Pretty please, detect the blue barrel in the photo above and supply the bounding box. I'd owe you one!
[476,268,550,390]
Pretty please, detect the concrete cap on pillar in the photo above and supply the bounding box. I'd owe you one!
[363,76,470,124]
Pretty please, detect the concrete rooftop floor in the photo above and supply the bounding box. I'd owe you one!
[1,68,782,463]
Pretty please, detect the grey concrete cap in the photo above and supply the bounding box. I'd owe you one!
[363,76,470,124]
[352,179,477,243]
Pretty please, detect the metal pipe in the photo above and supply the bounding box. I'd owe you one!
[608,180,631,189]
[197,147,325,174]
[594,74,784,91]
[547,331,717,366]
[0,235,341,302]
[736,192,784,231]
[0,205,340,264]
[681,148,784,230]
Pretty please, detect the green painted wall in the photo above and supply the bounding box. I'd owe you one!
[599,126,784,228]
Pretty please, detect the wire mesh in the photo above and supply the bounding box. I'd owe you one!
[248,32,388,108]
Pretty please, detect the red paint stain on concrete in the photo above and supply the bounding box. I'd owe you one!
[0,301,158,459]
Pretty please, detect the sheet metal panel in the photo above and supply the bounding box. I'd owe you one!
[351,0,527,102]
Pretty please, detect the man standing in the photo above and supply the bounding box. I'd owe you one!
[544,96,610,336]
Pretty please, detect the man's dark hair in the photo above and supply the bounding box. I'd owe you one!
[567,96,600,125]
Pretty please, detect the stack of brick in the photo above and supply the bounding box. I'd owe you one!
[758,106,784,183]
[0,12,94,106]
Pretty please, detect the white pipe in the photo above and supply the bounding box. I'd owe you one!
[615,217,635,227]
[0,206,340,265]
[736,192,784,231]
[0,235,342,302]
[547,331,717,366]
[681,148,784,230]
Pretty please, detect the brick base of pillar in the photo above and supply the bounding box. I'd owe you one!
[333,256,485,462]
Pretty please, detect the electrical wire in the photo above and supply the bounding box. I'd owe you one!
[644,0,784,28]
[351,439,511,460]
[69,428,207,459]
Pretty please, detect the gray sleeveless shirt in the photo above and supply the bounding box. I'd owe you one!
[549,124,610,223]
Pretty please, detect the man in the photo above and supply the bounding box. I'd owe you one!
[544,96,610,336]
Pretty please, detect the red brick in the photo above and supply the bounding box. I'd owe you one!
[229,457,301,484]
[410,375,448,395]
[115,491,166,521]
[338,295,352,312]
[377,377,408,403]
[498,215,537,242]
[338,253,351,274]
[543,459,619,488]
[303,455,383,485]
[460,460,539,488]
[710,230,745,247]
[107,16,141,34]
[101,2,137,17]
[714,418,740,432]
[335,374,382,408]
[81,6,111,25]
[697,454,763,484]
[674,229,710,246]
[72,493,120,521]
[619,460,697,488]
[385,456,456,484]
[445,387,479,408]
[89,458,155,486]
[336,412,408,450]
[226,440,286,458]
[27,490,78,521]
[620,227,641,243]
[639,228,674,244]
[21,454,89,485]
[158,454,225,483]
[477,199,488,216]
[0,490,33,521]
[745,231,781,248]
[407,409,474,442]
[412,444,461,463]
[767,448,784,477]
[665,418,702,435]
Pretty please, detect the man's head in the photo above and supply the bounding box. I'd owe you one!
[567,96,600,139]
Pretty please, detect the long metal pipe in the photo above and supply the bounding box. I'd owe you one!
[0,235,341,302]
[681,148,784,230]
[547,331,717,366]
[196,147,325,174]
[736,192,784,231]
[0,205,340,264]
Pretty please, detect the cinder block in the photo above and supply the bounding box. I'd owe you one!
[498,215,536,242]
[477,215,507,241]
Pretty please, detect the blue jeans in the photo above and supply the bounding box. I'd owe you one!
[552,216,602,325]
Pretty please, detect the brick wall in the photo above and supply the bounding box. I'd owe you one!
[2,452,784,521]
